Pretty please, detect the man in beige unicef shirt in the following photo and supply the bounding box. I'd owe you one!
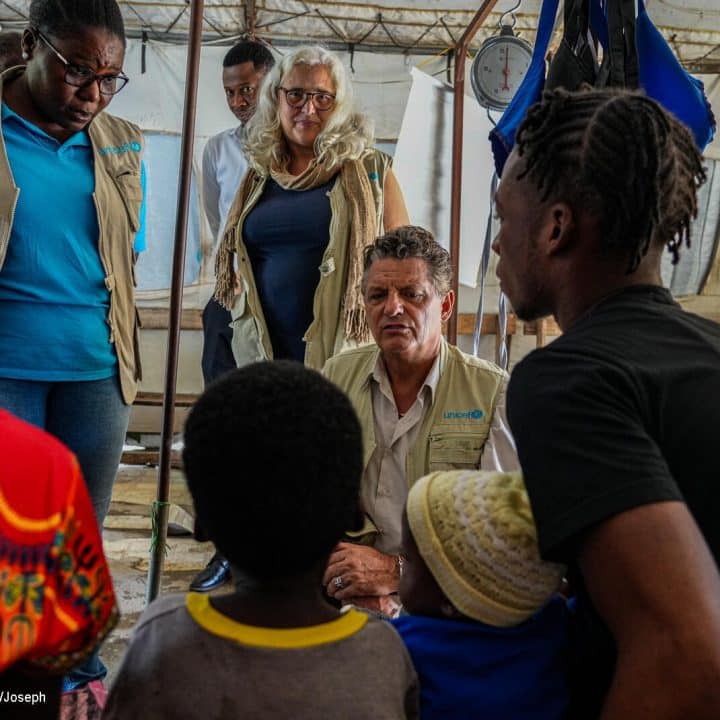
[323,225,518,614]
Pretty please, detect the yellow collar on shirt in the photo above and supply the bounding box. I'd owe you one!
[186,592,368,649]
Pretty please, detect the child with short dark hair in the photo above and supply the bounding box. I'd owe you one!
[393,470,569,720]
[105,361,418,719]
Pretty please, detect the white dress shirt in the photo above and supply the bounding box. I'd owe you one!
[201,126,249,244]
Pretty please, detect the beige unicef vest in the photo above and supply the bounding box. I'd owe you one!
[228,149,391,371]
[0,69,144,404]
[323,339,508,536]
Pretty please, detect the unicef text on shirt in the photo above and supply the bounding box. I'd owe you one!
[98,141,142,156]
[443,409,484,420]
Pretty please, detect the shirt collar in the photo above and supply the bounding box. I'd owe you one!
[370,351,441,406]
[2,101,91,148]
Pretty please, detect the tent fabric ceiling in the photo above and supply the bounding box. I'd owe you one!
[0,1,717,68]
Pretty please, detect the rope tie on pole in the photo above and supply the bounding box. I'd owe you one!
[150,500,172,556]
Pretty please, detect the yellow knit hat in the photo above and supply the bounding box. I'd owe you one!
[406,470,565,627]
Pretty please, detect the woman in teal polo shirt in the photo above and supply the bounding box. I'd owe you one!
[0,0,145,703]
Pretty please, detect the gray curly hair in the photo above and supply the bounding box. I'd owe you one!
[243,45,375,175]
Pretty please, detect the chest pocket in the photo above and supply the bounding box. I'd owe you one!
[427,431,488,472]
[112,169,143,233]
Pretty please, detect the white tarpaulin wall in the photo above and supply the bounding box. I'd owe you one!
[701,74,720,161]
[394,67,495,287]
[661,157,720,296]
[113,39,430,140]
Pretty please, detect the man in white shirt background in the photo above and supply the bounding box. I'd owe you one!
[200,39,274,385]
[192,40,275,592]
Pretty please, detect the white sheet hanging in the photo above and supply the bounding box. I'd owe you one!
[393,67,497,288]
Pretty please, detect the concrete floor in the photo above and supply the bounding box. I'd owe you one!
[99,465,219,688]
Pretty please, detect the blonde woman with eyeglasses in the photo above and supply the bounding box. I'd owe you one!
[215,45,409,369]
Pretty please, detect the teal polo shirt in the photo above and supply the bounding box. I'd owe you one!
[0,103,145,381]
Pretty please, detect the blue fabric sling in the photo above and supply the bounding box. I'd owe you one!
[489,0,716,175]
[635,0,715,152]
[489,0,559,175]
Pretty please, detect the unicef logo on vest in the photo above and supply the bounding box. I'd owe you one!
[443,409,484,420]
[99,141,142,156]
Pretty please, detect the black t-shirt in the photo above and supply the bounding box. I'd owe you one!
[507,285,720,716]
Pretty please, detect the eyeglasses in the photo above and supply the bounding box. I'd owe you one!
[278,87,336,112]
[36,29,129,96]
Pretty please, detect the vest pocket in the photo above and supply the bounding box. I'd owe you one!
[230,291,267,367]
[427,431,487,471]
[113,169,143,233]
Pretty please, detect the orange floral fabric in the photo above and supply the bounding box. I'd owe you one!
[0,410,117,673]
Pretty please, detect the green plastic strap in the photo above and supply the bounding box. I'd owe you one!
[150,500,171,556]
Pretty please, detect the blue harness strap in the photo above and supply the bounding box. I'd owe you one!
[489,0,559,176]
[636,0,716,151]
[489,0,716,176]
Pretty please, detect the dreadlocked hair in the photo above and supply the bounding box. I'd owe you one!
[515,88,706,272]
[29,0,126,45]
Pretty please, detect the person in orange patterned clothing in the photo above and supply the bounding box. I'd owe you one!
[0,409,117,719]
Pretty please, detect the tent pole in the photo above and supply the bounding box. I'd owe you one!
[246,0,257,39]
[146,0,205,605]
[449,0,501,344]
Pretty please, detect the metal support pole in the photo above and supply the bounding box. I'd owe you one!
[449,0,501,344]
[245,0,257,38]
[146,0,205,605]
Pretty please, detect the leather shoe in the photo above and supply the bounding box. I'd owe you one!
[190,554,231,592]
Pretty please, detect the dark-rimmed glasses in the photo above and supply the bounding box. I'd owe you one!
[36,29,129,96]
[279,87,336,111]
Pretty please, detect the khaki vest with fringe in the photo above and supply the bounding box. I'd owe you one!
[226,149,391,371]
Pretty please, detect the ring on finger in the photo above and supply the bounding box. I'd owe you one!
[333,576,344,590]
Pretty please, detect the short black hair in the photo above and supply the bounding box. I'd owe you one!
[183,361,363,579]
[362,225,453,295]
[0,31,23,70]
[223,39,274,72]
[515,87,707,272]
[29,0,125,45]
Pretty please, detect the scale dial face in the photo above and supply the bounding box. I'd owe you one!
[471,35,533,111]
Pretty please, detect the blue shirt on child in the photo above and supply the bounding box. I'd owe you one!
[392,596,570,720]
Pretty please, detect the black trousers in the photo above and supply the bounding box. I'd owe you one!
[201,297,236,386]
[196,297,236,545]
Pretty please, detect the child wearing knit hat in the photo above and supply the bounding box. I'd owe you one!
[392,469,570,720]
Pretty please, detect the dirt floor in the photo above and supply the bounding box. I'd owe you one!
[100,465,223,688]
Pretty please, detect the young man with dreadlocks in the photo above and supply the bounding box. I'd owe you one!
[493,87,720,719]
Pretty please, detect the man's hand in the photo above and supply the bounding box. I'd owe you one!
[323,542,399,600]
